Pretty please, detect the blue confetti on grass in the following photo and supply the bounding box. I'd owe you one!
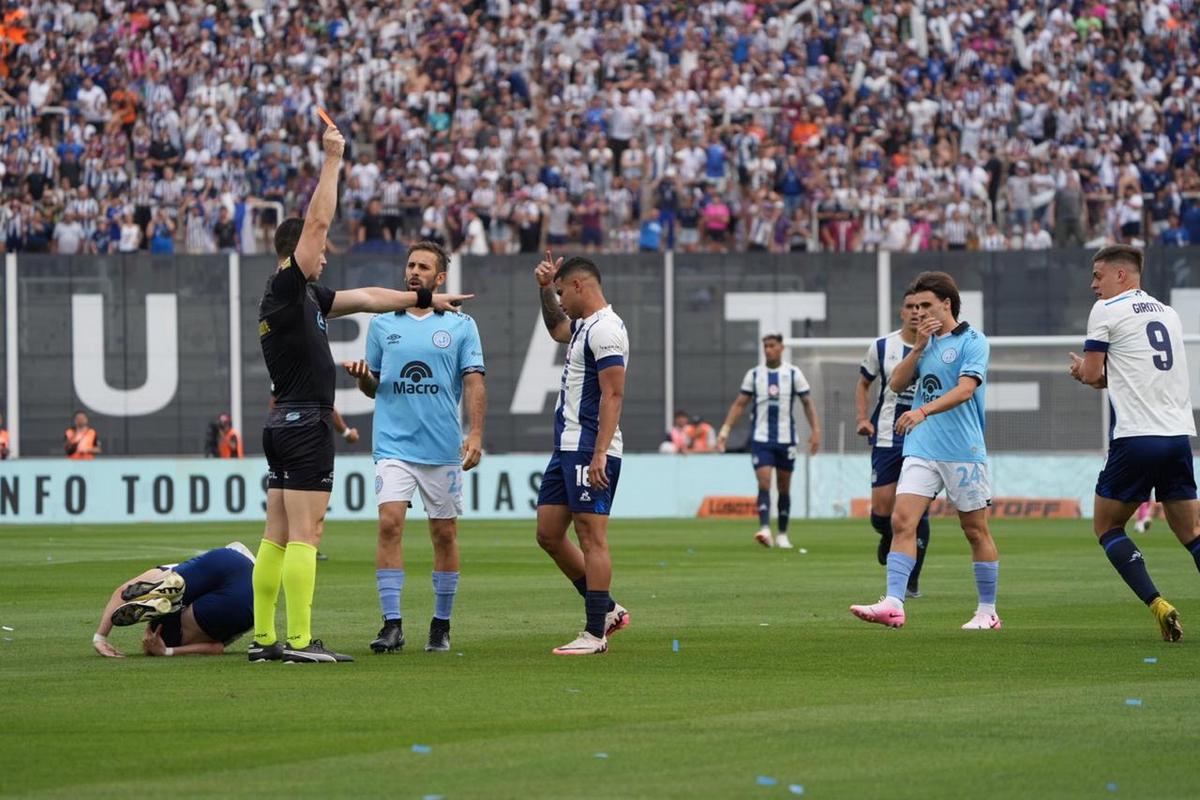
[423,795,445,800]
[671,639,680,653]
[412,744,432,754]
[1106,782,1118,792]
[594,752,608,759]
[1144,657,1157,664]
[1125,698,1142,707]
[789,786,806,796]
[756,776,778,786]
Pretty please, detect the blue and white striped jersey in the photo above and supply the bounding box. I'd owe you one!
[739,363,811,445]
[860,330,915,449]
[554,305,628,457]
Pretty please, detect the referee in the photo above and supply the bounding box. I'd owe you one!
[250,123,471,664]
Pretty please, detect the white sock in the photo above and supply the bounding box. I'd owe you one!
[976,602,997,616]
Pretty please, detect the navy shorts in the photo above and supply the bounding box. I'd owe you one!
[751,442,795,472]
[537,450,621,515]
[1096,435,1197,504]
[153,548,254,646]
[871,447,904,488]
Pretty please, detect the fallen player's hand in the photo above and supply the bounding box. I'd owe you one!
[142,625,169,657]
[93,635,124,658]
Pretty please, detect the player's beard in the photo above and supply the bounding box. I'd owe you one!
[407,275,438,293]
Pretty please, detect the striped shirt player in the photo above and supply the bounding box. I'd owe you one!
[739,361,812,474]
[857,311,931,589]
[1072,247,1199,643]
[538,304,628,515]
[534,255,631,657]
[718,334,822,549]
[859,330,916,487]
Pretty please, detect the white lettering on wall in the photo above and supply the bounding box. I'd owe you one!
[511,315,565,414]
[72,293,179,416]
[724,292,828,353]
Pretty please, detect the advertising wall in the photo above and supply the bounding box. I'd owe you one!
[0,452,1134,524]
[6,247,1200,461]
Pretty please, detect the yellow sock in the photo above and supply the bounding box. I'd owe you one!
[252,539,287,645]
[283,541,318,649]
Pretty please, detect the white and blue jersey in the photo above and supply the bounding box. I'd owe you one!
[554,305,628,458]
[860,330,916,449]
[740,362,811,445]
[1084,289,1195,439]
[1085,289,1196,502]
[902,322,989,464]
[366,310,485,465]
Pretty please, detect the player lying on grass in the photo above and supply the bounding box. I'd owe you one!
[92,543,254,658]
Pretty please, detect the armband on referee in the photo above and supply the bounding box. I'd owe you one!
[415,288,433,309]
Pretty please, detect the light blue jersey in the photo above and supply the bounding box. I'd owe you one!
[365,310,485,465]
[902,322,988,464]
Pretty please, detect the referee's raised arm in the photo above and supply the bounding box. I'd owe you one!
[292,126,345,280]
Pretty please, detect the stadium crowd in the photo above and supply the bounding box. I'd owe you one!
[2,0,1200,257]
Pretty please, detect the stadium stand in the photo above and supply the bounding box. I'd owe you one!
[0,0,1198,255]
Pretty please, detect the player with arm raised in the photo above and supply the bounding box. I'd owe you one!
[1068,244,1196,642]
[851,271,1001,631]
[343,240,487,654]
[856,291,931,596]
[250,123,471,664]
[533,252,630,656]
[716,334,821,550]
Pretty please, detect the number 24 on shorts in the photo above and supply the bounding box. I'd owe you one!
[955,464,983,488]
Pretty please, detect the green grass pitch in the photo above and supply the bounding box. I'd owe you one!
[2,518,1198,799]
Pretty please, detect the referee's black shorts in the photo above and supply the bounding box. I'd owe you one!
[262,406,335,492]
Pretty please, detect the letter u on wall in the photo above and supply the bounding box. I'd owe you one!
[71,293,179,415]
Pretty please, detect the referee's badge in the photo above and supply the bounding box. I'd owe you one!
[433,330,452,348]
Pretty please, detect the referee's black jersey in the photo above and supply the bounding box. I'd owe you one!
[258,256,337,408]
